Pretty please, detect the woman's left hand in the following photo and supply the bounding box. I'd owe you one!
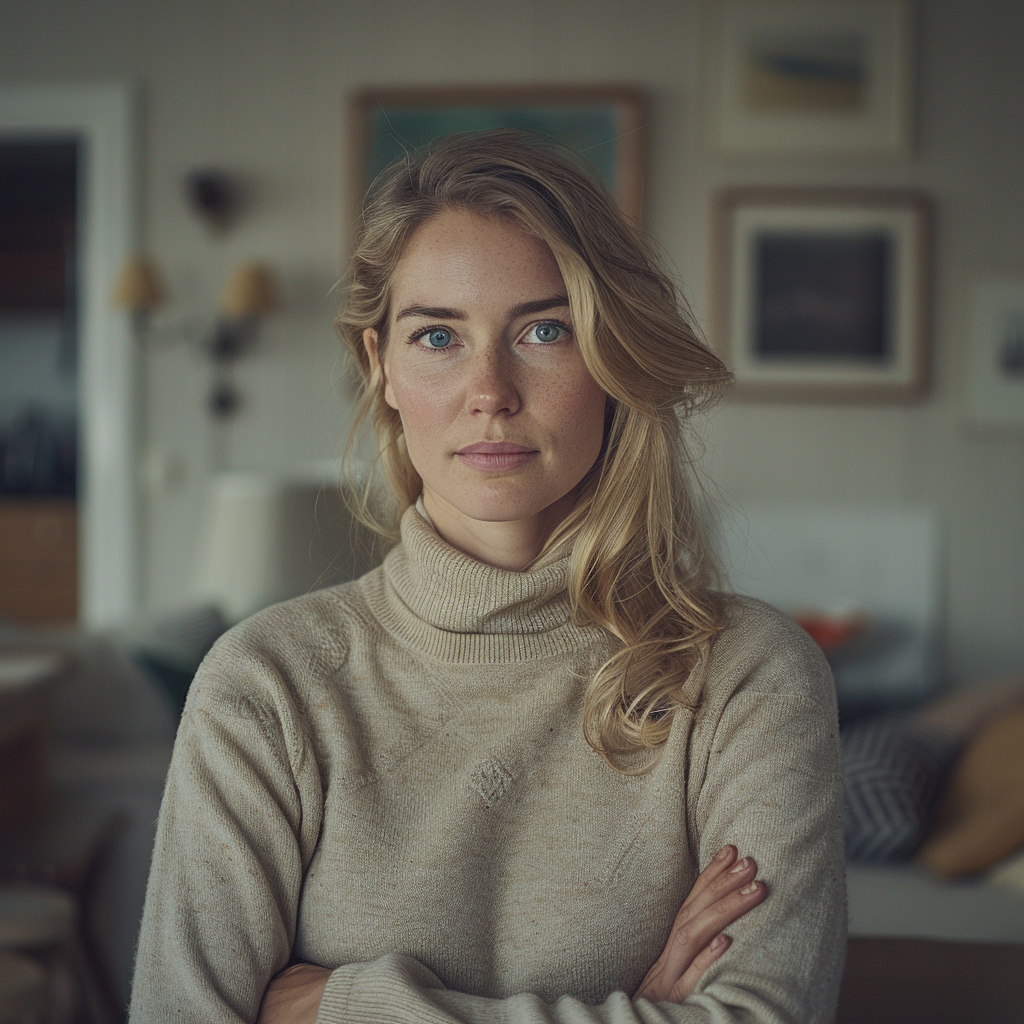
[256,963,331,1024]
[633,845,767,1004]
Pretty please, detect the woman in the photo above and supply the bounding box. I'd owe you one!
[130,131,845,1023]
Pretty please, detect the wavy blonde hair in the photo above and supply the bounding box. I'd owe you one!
[336,130,733,772]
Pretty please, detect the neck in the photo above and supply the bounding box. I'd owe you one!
[421,488,575,571]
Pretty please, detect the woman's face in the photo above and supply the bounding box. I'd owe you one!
[364,209,607,558]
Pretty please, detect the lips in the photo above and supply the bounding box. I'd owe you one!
[454,441,538,472]
[456,441,535,455]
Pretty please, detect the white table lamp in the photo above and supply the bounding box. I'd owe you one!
[192,472,378,623]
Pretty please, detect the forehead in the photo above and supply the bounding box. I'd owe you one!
[390,210,565,310]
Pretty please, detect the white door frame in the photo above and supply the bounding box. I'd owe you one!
[1,84,138,627]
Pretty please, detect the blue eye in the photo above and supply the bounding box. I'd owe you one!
[423,328,451,349]
[529,322,565,344]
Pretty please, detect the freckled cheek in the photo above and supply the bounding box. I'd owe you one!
[537,372,607,463]
[387,372,460,459]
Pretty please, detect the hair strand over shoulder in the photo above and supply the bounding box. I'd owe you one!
[336,129,733,773]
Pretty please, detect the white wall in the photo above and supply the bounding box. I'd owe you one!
[1,0,1020,684]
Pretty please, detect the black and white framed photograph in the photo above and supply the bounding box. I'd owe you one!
[708,187,933,401]
[965,280,1024,433]
[703,0,913,158]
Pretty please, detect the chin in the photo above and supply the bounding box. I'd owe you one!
[452,496,550,524]
[436,481,566,525]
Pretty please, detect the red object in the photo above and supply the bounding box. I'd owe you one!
[793,613,867,653]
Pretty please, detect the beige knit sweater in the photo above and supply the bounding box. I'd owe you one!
[130,506,846,1024]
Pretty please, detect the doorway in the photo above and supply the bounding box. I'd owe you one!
[0,84,137,627]
[0,140,80,622]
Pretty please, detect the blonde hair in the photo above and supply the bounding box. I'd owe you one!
[336,130,732,772]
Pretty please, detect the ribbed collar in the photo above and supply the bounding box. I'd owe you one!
[372,504,595,663]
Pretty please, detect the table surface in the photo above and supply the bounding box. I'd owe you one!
[0,649,67,691]
[847,862,1024,943]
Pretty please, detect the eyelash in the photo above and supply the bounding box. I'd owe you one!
[406,325,453,352]
[528,319,573,344]
[406,319,574,353]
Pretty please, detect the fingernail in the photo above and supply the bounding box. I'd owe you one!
[711,933,727,949]
[715,846,731,862]
[729,857,750,873]
[741,881,758,895]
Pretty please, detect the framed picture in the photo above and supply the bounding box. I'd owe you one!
[965,280,1024,433]
[703,1,913,157]
[348,86,648,226]
[708,187,933,401]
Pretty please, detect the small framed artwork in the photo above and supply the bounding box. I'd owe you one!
[347,86,648,226]
[965,280,1024,433]
[708,187,933,401]
[703,0,913,158]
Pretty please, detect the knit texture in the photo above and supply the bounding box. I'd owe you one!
[129,506,846,1023]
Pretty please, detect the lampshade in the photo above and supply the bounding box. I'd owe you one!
[192,472,378,622]
[110,254,167,311]
[218,262,279,319]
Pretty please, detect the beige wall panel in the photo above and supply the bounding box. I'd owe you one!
[1,0,1020,684]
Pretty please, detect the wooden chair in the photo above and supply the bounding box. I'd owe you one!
[0,948,48,1024]
[0,810,126,1024]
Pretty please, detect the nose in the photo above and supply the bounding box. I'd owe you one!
[465,348,521,417]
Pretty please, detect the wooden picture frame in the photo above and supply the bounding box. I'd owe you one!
[708,187,933,402]
[703,0,914,158]
[347,85,648,230]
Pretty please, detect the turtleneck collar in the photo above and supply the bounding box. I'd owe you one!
[369,504,596,663]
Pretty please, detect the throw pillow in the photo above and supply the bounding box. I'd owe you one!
[915,708,1024,878]
[843,716,960,862]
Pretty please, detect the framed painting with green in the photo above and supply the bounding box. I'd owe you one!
[347,86,648,228]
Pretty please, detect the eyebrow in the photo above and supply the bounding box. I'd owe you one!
[394,295,570,322]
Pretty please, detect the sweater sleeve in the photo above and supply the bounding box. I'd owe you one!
[312,609,847,1024]
[129,641,323,1024]
[682,652,848,1023]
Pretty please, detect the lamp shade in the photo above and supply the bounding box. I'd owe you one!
[110,254,167,311]
[192,472,378,622]
[218,262,279,319]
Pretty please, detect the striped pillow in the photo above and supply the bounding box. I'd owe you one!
[843,717,960,862]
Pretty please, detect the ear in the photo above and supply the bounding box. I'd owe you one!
[363,328,398,410]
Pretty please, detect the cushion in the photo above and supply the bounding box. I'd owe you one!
[110,604,227,715]
[916,708,1024,878]
[842,716,960,862]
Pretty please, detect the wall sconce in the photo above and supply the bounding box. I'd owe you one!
[110,254,167,329]
[111,256,280,419]
[208,262,279,417]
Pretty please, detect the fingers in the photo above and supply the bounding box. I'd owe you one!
[674,850,760,932]
[658,872,767,985]
[635,930,734,1004]
[680,845,738,909]
[669,933,732,1003]
[256,964,332,1024]
[634,847,769,1005]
